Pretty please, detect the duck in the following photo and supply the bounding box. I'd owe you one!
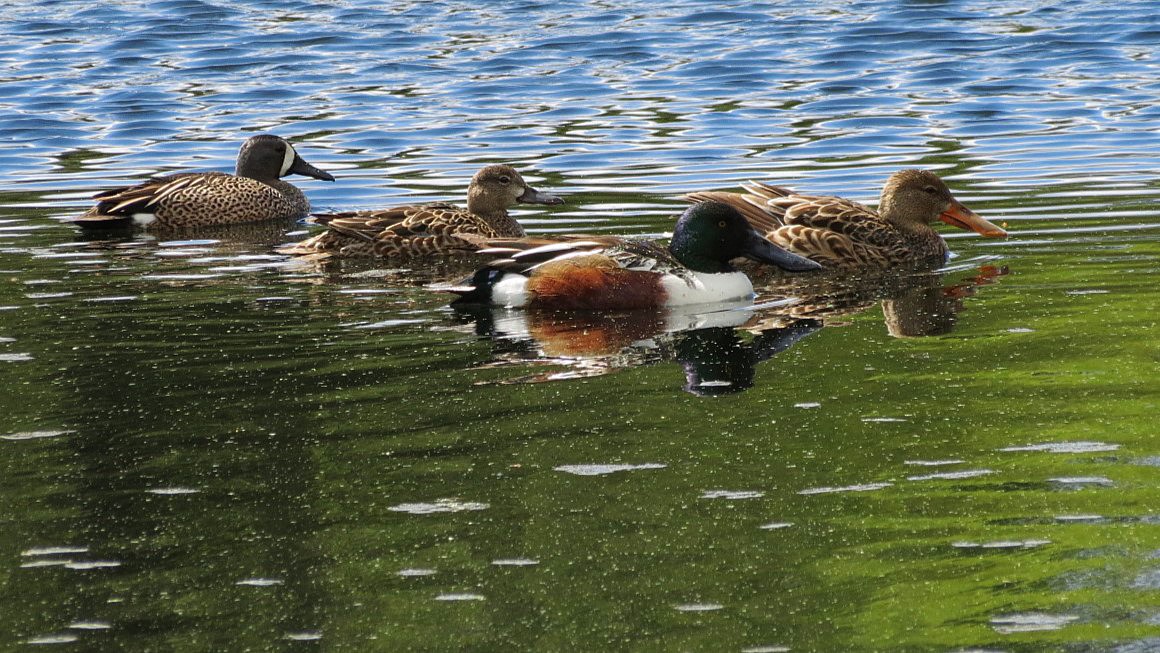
[684,169,1006,269]
[447,201,822,309]
[74,134,334,229]
[283,164,563,257]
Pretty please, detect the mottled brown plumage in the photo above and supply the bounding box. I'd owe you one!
[74,135,334,229]
[685,169,1006,269]
[283,164,563,258]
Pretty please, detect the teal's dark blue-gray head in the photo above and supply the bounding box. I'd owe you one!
[669,201,821,273]
[235,134,335,183]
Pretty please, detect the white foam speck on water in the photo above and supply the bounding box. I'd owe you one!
[435,593,485,601]
[554,463,666,476]
[990,612,1077,634]
[387,498,489,514]
[0,352,33,361]
[861,417,908,423]
[397,568,437,577]
[794,402,821,409]
[759,522,793,530]
[27,634,79,645]
[1000,441,1119,454]
[236,578,284,587]
[21,559,72,568]
[284,631,322,641]
[798,482,892,495]
[146,487,201,495]
[674,603,724,612]
[952,539,1051,550]
[904,459,967,466]
[24,292,72,299]
[1049,476,1113,486]
[157,239,220,248]
[491,558,539,566]
[353,319,428,329]
[907,469,994,481]
[741,647,790,653]
[3,430,72,441]
[83,295,139,303]
[139,273,225,281]
[1064,289,1109,295]
[1054,514,1105,522]
[1007,327,1035,333]
[700,490,764,500]
[22,546,88,556]
[67,621,111,630]
[153,249,216,258]
[64,561,121,570]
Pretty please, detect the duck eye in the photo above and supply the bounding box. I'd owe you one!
[499,175,511,184]
[923,185,938,194]
[718,220,727,228]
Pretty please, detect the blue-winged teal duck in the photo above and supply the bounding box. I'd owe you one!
[449,201,821,309]
[75,134,334,229]
[685,169,1006,269]
[283,164,563,257]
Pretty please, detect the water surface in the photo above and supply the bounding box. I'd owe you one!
[2,1,1160,651]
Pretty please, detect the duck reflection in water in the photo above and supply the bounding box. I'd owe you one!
[449,261,1005,393]
[451,301,822,396]
[746,261,1009,338]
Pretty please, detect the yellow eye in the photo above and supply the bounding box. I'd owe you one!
[718,220,727,228]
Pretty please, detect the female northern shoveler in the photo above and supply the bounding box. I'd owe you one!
[449,201,821,309]
[684,169,1006,269]
[283,164,563,257]
[74,135,334,229]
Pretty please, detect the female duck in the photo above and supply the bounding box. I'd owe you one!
[450,201,821,309]
[75,134,334,229]
[685,169,1006,269]
[284,164,563,257]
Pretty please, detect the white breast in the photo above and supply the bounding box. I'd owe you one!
[490,274,531,308]
[659,271,755,306]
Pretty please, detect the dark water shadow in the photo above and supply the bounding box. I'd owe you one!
[747,259,1010,338]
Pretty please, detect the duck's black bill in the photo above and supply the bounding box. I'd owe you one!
[518,185,564,205]
[743,228,822,272]
[288,154,335,182]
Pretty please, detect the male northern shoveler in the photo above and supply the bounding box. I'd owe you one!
[74,135,334,229]
[283,164,563,257]
[684,169,1007,269]
[448,201,821,309]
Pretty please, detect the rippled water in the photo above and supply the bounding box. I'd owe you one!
[3,1,1160,651]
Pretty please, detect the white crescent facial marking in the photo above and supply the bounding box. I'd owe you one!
[279,142,296,177]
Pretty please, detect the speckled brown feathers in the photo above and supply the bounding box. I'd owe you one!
[293,203,514,257]
[685,169,1005,269]
[74,135,333,229]
[285,164,563,258]
[82,173,311,228]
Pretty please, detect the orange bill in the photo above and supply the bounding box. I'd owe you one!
[939,200,1007,238]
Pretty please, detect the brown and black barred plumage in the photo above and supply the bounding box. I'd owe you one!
[283,164,563,258]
